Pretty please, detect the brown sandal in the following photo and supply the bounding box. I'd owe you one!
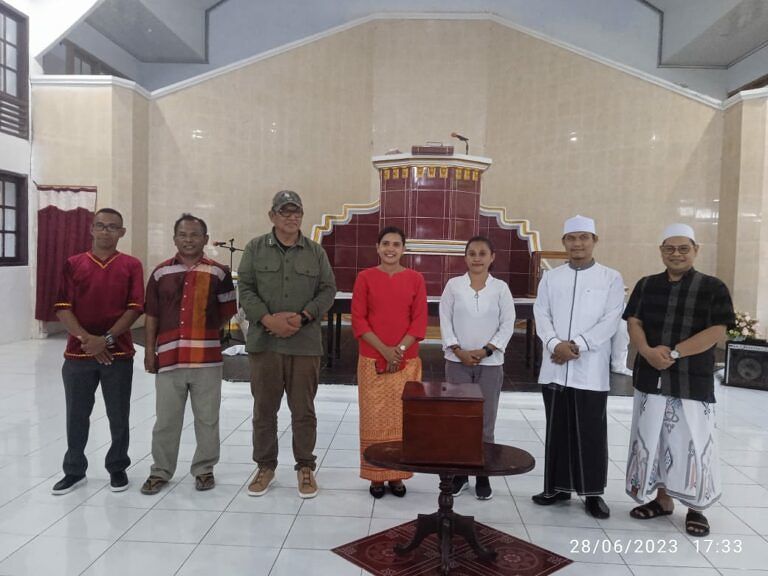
[140,475,168,495]
[195,473,215,491]
[630,500,673,519]
[686,510,710,537]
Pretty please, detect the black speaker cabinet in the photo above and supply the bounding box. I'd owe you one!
[724,340,768,390]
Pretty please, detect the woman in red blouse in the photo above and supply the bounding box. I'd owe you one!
[352,226,428,498]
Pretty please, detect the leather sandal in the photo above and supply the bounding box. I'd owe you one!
[686,510,710,537]
[630,499,673,519]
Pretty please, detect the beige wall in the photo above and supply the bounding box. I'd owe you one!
[147,24,374,266]
[32,19,768,328]
[719,99,768,329]
[484,23,722,291]
[717,103,742,290]
[146,19,724,290]
[32,85,149,260]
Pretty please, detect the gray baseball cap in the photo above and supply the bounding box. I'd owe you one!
[272,190,303,212]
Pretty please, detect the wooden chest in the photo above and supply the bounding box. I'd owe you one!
[401,381,484,467]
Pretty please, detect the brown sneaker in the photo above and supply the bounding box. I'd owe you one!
[140,475,168,495]
[297,467,318,499]
[247,468,275,497]
[195,473,215,491]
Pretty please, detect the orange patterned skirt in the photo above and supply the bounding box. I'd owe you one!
[357,356,421,482]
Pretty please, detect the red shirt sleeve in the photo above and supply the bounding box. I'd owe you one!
[407,271,428,341]
[351,272,372,338]
[54,258,75,311]
[144,269,159,318]
[127,259,145,314]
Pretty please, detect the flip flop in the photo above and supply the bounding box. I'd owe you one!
[630,500,673,519]
[686,510,710,537]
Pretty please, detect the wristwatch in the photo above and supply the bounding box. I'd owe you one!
[300,312,311,326]
[398,344,407,353]
[482,345,494,357]
[670,349,680,360]
[104,332,116,348]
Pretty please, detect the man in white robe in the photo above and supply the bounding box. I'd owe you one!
[532,215,625,519]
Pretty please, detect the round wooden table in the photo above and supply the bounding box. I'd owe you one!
[364,441,535,575]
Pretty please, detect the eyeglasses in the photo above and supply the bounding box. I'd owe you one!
[660,244,693,255]
[92,223,123,232]
[277,209,303,219]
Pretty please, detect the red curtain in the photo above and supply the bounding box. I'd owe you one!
[35,186,97,322]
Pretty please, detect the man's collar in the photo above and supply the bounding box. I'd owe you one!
[268,229,305,249]
[172,253,210,267]
[569,258,596,271]
[666,267,696,283]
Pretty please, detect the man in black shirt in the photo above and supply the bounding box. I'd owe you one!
[623,223,734,537]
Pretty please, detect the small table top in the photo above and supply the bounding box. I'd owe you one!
[364,441,535,477]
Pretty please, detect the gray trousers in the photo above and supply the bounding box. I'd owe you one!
[150,366,222,480]
[444,361,503,443]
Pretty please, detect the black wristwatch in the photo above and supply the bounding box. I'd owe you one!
[104,332,116,348]
[300,312,312,326]
[482,345,494,357]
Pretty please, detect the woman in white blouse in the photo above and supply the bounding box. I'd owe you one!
[439,236,516,500]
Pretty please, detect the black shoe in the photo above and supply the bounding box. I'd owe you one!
[475,476,493,500]
[585,496,610,519]
[388,481,407,497]
[531,491,571,505]
[451,475,469,496]
[110,471,129,492]
[51,474,86,495]
[369,483,386,499]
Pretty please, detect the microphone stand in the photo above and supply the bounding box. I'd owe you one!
[217,238,244,344]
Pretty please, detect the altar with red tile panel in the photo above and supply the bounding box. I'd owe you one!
[312,146,542,369]
[312,146,540,298]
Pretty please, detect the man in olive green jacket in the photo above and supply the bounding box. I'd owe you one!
[238,190,336,499]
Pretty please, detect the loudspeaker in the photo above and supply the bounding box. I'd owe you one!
[724,340,768,390]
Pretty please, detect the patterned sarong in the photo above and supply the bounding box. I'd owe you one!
[357,356,420,482]
[626,391,721,510]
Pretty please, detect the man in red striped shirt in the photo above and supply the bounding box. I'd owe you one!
[140,214,237,495]
[52,207,144,495]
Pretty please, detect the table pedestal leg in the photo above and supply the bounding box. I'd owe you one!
[393,473,496,574]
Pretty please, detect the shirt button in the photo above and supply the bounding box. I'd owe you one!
[180,321,185,325]
[181,308,185,311]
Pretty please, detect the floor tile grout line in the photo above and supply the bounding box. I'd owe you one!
[169,472,253,576]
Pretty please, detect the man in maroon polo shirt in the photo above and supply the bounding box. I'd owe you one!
[52,208,144,495]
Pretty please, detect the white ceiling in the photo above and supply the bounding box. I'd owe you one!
[44,0,768,97]
[647,0,768,67]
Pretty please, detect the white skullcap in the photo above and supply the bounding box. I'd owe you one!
[563,215,596,236]
[661,223,695,243]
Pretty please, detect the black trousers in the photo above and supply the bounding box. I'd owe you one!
[62,358,133,476]
[542,384,608,496]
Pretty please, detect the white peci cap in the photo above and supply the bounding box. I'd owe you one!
[563,215,596,236]
[661,223,695,243]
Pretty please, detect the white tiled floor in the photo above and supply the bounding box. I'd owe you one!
[1,338,768,575]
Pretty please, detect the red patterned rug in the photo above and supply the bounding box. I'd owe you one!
[332,520,572,576]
